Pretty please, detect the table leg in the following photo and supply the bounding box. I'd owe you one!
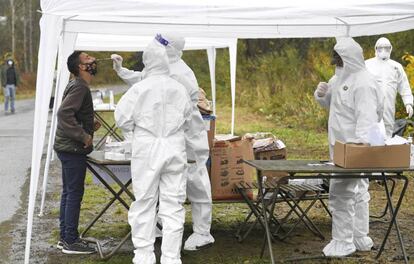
[370,178,396,219]
[95,112,123,141]
[84,162,133,260]
[257,170,275,263]
[376,174,409,264]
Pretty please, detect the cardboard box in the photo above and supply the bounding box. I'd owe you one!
[334,141,410,168]
[255,148,288,182]
[211,137,254,200]
[202,115,216,150]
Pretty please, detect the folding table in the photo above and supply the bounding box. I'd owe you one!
[94,109,124,150]
[82,151,132,260]
[243,159,411,264]
[82,151,194,260]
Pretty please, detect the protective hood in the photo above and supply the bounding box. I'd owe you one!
[142,40,170,78]
[163,34,185,63]
[334,37,365,73]
[375,37,392,61]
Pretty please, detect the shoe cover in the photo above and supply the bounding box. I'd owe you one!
[183,232,215,251]
[132,249,156,264]
[161,255,182,264]
[354,236,373,251]
[323,239,356,257]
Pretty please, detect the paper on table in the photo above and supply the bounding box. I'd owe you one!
[385,135,409,145]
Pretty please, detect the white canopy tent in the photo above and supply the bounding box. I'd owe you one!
[37,34,237,216]
[27,0,414,263]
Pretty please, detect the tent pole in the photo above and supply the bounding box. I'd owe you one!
[229,40,237,135]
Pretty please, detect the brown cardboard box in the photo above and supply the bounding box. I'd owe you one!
[202,115,216,150]
[334,141,410,168]
[207,119,215,150]
[211,137,254,200]
[255,148,288,182]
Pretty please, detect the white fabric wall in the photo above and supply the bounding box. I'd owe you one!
[25,14,63,263]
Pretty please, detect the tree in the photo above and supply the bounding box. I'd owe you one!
[10,0,15,58]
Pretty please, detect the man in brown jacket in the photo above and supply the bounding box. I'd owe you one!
[53,51,100,254]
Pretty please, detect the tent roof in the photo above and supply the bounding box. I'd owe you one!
[43,0,414,38]
[75,34,235,51]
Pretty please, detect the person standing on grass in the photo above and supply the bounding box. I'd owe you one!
[53,51,101,255]
[314,37,383,257]
[1,59,19,114]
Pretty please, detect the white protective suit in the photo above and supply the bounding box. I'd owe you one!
[115,41,196,264]
[314,37,384,257]
[365,37,413,137]
[113,34,214,250]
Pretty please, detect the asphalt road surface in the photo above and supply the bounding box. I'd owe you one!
[0,99,35,224]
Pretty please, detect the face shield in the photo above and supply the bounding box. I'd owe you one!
[155,34,185,61]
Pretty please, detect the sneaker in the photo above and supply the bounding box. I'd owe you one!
[62,239,96,255]
[56,240,64,250]
[184,233,215,251]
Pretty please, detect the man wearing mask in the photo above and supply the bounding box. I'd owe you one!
[54,51,100,254]
[111,34,214,251]
[115,40,197,264]
[314,37,383,257]
[1,59,19,114]
[366,37,413,137]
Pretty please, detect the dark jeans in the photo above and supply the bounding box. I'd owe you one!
[57,151,87,244]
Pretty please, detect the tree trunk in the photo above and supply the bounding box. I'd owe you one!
[23,0,28,72]
[10,0,15,58]
[28,0,34,72]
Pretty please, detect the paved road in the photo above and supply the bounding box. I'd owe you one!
[0,99,35,224]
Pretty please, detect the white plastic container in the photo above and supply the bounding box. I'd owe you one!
[109,90,114,108]
[408,136,414,167]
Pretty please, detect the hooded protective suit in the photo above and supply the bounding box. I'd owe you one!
[115,41,194,264]
[112,34,214,250]
[365,37,413,137]
[314,37,383,257]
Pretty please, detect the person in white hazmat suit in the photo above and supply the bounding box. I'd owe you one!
[115,41,197,264]
[365,37,413,137]
[314,37,384,257]
[111,34,214,250]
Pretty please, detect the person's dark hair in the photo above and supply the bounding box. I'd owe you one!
[67,51,83,76]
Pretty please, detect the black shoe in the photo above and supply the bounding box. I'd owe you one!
[62,239,96,255]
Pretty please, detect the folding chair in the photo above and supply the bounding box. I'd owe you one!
[236,179,329,243]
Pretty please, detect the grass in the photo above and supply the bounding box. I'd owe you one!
[46,102,414,264]
[0,89,36,102]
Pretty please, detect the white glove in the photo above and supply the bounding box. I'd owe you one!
[111,54,123,72]
[406,104,413,118]
[316,82,329,97]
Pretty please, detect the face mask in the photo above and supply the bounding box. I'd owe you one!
[376,46,391,60]
[84,60,98,75]
[7,60,13,66]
